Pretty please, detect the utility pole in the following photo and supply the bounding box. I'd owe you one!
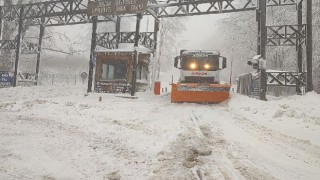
[131,13,143,96]
[0,6,2,40]
[115,16,121,49]
[306,0,313,92]
[229,34,234,85]
[297,1,303,73]
[296,1,303,94]
[35,17,45,85]
[152,19,160,91]
[229,58,233,84]
[87,16,97,93]
[257,0,267,101]
[13,6,24,87]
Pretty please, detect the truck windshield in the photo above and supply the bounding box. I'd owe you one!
[181,55,219,71]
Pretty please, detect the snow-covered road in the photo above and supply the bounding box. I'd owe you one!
[1,85,320,179]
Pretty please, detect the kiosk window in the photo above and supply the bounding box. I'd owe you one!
[101,61,127,80]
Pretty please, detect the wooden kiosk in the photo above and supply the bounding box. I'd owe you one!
[94,50,151,93]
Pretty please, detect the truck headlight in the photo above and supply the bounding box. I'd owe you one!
[204,64,211,70]
[189,63,197,69]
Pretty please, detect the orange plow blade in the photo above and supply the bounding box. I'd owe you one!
[171,83,231,103]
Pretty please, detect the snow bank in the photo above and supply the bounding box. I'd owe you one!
[229,92,320,146]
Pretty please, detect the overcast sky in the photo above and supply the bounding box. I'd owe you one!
[182,14,226,50]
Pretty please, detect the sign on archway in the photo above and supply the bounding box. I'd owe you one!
[87,0,148,16]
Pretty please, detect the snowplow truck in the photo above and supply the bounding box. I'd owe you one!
[171,50,231,103]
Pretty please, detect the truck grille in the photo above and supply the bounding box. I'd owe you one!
[182,77,216,84]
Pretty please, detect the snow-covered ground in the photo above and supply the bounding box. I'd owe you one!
[1,85,320,180]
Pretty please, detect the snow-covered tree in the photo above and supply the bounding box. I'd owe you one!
[0,0,88,72]
[154,17,187,80]
[213,2,320,93]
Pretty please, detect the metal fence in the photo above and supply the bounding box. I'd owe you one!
[38,71,86,86]
[1,71,87,87]
[237,71,306,97]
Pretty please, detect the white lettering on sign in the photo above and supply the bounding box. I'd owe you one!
[192,54,209,58]
[0,82,11,86]
[116,0,137,5]
[88,0,148,16]
[191,72,208,76]
[130,4,144,11]
[98,1,111,6]
[93,6,112,14]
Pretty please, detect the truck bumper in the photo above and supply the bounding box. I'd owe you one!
[171,83,231,103]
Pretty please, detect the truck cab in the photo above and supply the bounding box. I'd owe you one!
[174,50,227,84]
[171,50,230,103]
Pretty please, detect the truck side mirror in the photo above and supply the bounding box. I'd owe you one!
[222,57,227,69]
[219,56,227,69]
[174,56,180,68]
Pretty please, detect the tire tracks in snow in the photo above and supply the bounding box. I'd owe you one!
[150,104,264,180]
[201,105,277,180]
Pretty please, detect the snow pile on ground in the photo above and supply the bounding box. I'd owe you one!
[229,93,320,146]
[1,85,320,179]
